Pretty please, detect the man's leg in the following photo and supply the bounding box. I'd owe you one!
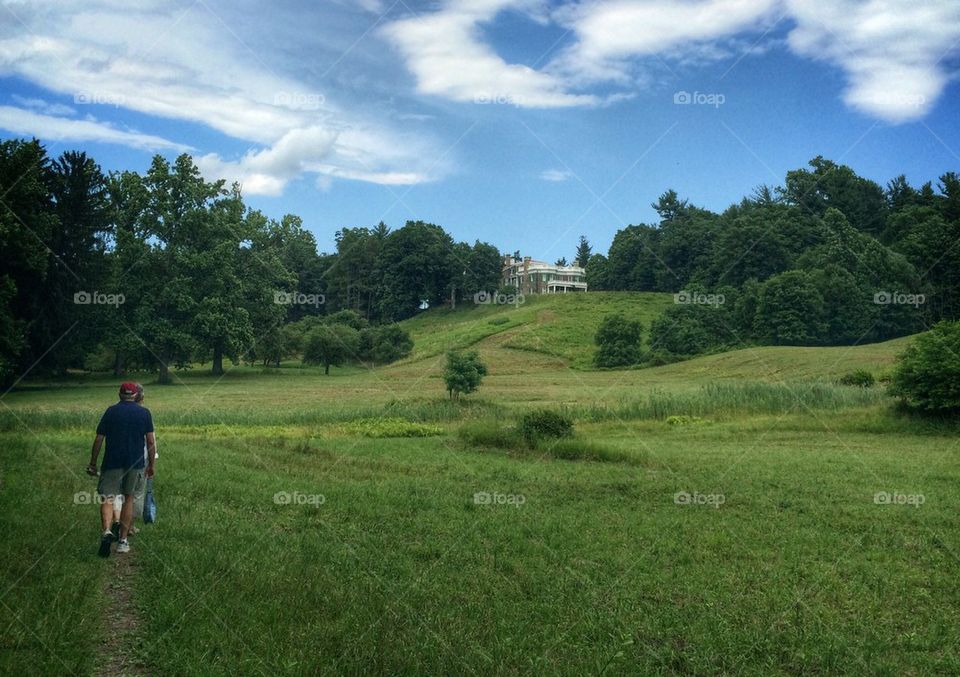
[119,493,135,541]
[100,495,115,532]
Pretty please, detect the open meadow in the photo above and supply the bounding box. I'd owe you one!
[2,293,959,675]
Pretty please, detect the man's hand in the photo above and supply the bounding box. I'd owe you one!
[85,463,99,477]
[145,464,155,479]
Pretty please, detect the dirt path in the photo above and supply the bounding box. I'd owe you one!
[95,548,146,677]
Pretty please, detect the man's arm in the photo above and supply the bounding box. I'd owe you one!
[145,432,157,478]
[87,434,104,475]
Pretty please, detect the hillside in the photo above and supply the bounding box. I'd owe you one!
[398,291,915,381]
[399,291,673,368]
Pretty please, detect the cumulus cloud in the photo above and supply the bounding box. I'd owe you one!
[380,0,600,108]
[382,0,959,123]
[0,0,444,193]
[785,0,960,122]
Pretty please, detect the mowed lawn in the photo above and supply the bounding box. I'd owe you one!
[1,297,959,674]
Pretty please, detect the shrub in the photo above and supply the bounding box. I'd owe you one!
[890,321,960,412]
[594,313,644,368]
[838,369,875,388]
[488,317,509,326]
[518,409,573,446]
[360,324,413,364]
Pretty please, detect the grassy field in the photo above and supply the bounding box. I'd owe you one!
[2,292,959,675]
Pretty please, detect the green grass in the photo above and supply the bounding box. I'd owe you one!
[2,293,957,674]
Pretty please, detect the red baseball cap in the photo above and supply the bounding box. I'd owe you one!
[119,381,139,396]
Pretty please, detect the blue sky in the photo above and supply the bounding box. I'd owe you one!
[1,0,958,260]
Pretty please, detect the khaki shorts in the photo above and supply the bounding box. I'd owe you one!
[98,468,144,497]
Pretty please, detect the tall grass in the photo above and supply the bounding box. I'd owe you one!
[0,398,506,432]
[572,380,890,422]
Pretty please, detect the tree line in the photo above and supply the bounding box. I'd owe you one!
[584,156,960,360]
[0,139,501,385]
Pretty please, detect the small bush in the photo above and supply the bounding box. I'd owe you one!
[890,321,960,412]
[838,369,875,388]
[488,317,509,326]
[518,409,574,446]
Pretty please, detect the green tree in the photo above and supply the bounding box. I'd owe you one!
[575,235,592,267]
[585,253,610,290]
[593,314,644,367]
[379,221,459,320]
[443,350,487,400]
[890,321,960,411]
[303,323,360,375]
[753,270,826,345]
[360,324,413,364]
[0,139,57,383]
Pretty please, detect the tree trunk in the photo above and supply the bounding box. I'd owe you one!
[325,363,330,375]
[275,356,281,368]
[212,344,224,376]
[158,360,171,385]
[112,351,124,377]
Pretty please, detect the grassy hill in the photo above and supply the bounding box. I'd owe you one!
[398,290,913,380]
[399,291,673,368]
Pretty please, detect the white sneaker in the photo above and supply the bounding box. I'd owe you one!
[116,540,130,554]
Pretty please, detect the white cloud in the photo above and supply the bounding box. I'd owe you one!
[540,168,573,181]
[551,0,779,84]
[0,0,445,193]
[380,0,600,108]
[785,0,960,122]
[10,94,76,117]
[0,105,190,151]
[382,0,959,123]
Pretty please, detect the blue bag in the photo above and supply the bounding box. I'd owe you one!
[143,477,157,523]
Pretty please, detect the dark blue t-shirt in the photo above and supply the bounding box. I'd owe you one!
[96,401,154,471]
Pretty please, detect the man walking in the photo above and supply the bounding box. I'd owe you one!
[87,381,156,557]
